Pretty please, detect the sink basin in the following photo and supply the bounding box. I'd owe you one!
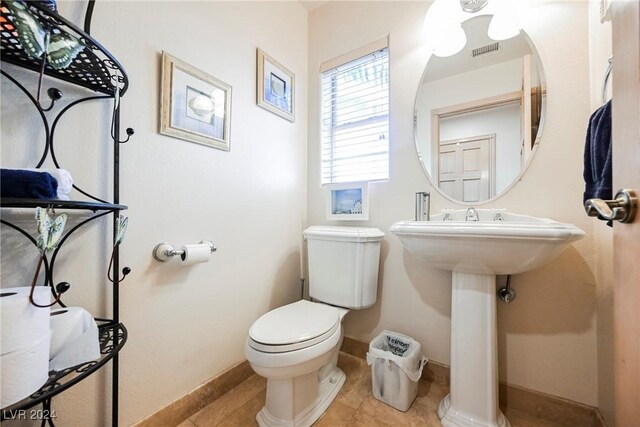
[390,209,585,275]
[391,209,585,427]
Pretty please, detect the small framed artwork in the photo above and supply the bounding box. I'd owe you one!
[256,48,295,122]
[326,182,369,221]
[160,51,232,151]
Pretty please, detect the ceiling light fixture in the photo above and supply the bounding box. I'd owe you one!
[460,0,488,13]
[424,0,521,57]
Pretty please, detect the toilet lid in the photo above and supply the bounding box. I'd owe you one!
[249,300,340,351]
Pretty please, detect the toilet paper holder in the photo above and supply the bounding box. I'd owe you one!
[152,240,217,263]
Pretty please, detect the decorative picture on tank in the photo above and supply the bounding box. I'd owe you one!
[326,182,369,220]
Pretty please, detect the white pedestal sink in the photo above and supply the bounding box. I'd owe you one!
[390,209,585,427]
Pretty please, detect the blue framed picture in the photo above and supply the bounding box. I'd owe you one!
[160,52,232,151]
[257,48,295,122]
[326,182,369,220]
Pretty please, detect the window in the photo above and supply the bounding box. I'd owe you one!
[321,39,389,184]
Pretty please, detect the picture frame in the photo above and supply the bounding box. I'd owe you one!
[256,48,295,122]
[160,51,232,151]
[325,182,369,221]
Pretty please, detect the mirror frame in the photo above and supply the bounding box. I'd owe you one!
[414,26,547,205]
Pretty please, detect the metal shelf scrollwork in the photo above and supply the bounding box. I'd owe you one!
[0,1,129,96]
[0,322,128,422]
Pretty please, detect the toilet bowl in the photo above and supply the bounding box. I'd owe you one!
[245,300,349,427]
[246,226,384,427]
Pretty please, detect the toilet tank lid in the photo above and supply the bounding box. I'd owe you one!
[303,226,385,242]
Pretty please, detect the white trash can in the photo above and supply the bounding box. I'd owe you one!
[366,330,428,412]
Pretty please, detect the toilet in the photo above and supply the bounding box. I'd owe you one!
[245,226,384,427]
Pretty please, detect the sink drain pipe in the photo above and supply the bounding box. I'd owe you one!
[498,275,516,303]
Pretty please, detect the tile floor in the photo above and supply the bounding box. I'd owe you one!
[177,353,574,427]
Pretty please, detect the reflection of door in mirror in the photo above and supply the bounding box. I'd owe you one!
[433,95,522,198]
[414,14,546,204]
[438,134,495,202]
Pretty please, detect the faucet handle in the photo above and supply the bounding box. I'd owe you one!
[465,207,479,222]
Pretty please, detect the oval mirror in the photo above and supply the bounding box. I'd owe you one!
[415,15,546,204]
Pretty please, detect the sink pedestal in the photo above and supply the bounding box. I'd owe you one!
[437,272,510,427]
[390,213,585,427]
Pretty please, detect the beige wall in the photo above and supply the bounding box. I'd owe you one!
[308,0,599,406]
[1,1,307,425]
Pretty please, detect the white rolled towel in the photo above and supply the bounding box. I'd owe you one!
[44,169,73,198]
[8,168,73,199]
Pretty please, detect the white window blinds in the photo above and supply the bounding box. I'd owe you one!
[321,42,389,184]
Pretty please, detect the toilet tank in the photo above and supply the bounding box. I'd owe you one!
[303,226,384,309]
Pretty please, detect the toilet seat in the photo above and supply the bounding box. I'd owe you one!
[248,300,340,353]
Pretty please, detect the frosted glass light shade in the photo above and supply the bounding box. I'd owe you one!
[488,11,521,40]
[433,25,467,57]
[424,0,522,56]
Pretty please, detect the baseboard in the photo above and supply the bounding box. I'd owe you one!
[134,338,607,427]
[594,407,609,427]
[341,336,604,427]
[132,360,254,427]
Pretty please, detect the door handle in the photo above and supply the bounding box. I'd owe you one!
[584,189,638,223]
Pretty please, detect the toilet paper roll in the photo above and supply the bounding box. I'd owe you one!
[1,331,51,408]
[49,308,100,372]
[50,307,88,359]
[1,287,51,355]
[180,244,210,265]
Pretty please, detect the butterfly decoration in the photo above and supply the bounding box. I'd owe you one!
[30,207,69,308]
[4,0,85,70]
[35,206,67,252]
[114,215,128,246]
[107,215,131,284]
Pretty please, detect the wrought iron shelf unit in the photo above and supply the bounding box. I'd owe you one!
[1,198,127,212]
[0,322,128,422]
[0,1,128,95]
[0,1,131,426]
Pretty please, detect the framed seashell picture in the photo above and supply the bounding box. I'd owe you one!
[160,51,232,151]
[256,48,295,122]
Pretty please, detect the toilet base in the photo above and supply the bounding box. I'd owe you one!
[256,367,345,427]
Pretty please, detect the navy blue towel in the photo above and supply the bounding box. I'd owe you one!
[1,169,58,199]
[583,101,612,204]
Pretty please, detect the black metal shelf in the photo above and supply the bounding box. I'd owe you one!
[0,1,128,96]
[0,2,129,425]
[0,321,127,421]
[0,198,127,212]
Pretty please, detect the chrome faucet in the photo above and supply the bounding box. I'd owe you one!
[415,192,430,221]
[465,207,479,222]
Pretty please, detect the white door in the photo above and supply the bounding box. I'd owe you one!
[439,135,495,202]
[611,1,640,425]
